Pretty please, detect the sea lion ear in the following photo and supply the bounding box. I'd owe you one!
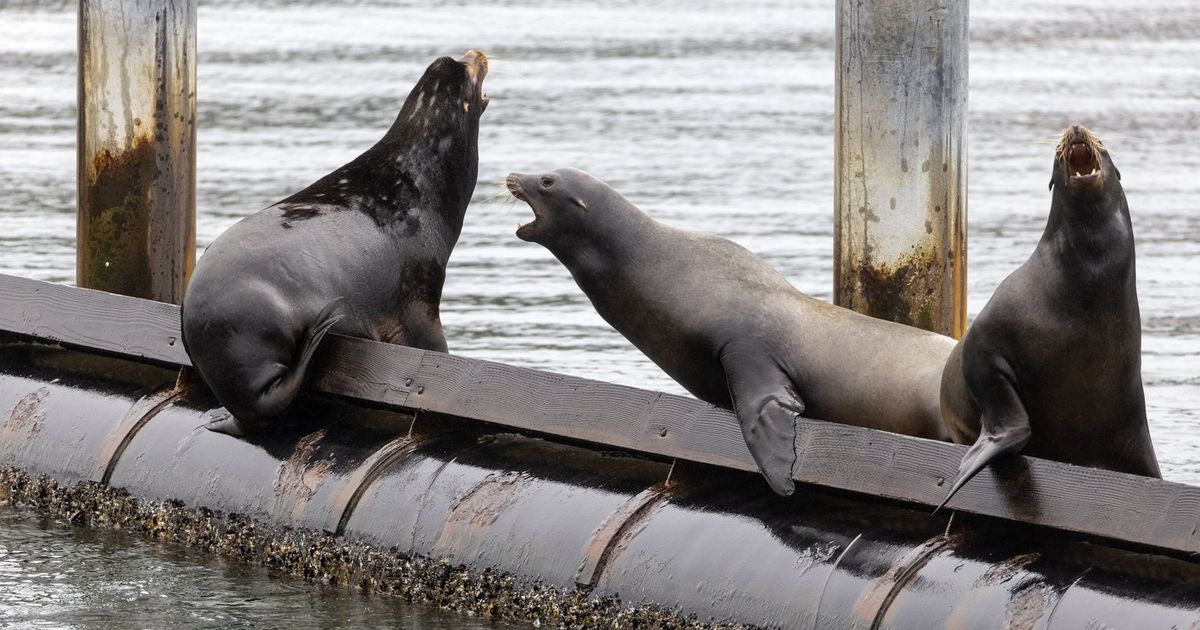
[574,197,587,210]
[1113,165,1121,180]
[1048,176,1055,191]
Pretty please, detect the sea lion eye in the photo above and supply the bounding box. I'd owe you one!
[541,176,555,188]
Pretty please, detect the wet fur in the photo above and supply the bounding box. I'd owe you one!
[510,168,956,496]
[181,54,487,430]
[939,126,1160,509]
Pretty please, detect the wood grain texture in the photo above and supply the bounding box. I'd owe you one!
[0,274,188,365]
[1,274,1198,555]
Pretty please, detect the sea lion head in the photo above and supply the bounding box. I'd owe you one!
[507,168,624,244]
[506,166,638,246]
[394,50,489,140]
[1049,125,1123,203]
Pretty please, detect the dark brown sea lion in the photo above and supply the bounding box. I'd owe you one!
[507,167,956,495]
[181,51,489,433]
[938,125,1160,509]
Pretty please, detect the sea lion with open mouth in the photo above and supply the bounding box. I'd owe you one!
[182,51,489,434]
[508,167,956,495]
[938,125,1160,510]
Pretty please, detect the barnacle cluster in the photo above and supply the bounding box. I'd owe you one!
[0,466,753,630]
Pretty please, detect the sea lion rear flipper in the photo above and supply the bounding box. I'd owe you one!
[721,348,805,497]
[937,356,1031,511]
[248,299,345,420]
[203,300,344,437]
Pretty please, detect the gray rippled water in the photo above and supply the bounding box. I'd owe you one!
[1,0,1199,624]
[0,508,519,629]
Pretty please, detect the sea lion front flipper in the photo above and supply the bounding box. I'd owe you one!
[721,347,805,497]
[937,355,1031,511]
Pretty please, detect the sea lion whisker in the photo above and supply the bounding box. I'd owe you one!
[940,124,1159,506]
[516,167,956,495]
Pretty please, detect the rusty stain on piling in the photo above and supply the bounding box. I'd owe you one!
[77,0,195,304]
[79,138,158,299]
[845,246,943,332]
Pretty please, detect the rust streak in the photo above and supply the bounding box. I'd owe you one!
[330,434,418,535]
[79,136,158,299]
[0,387,49,443]
[95,384,185,484]
[1007,579,1053,630]
[432,471,533,555]
[854,533,959,628]
[274,429,333,522]
[976,552,1041,587]
[575,482,671,588]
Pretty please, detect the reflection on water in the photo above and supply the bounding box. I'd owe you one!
[0,0,1199,620]
[0,507,518,630]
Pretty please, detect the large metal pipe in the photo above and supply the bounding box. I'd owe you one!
[77,0,196,303]
[835,0,968,337]
[2,337,1198,628]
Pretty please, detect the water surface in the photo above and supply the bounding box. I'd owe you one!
[1,0,1199,623]
[0,507,518,630]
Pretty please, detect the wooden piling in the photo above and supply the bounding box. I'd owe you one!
[77,0,196,304]
[834,0,968,338]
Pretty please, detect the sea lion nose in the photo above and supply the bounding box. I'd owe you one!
[460,50,488,77]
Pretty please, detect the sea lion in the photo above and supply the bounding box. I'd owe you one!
[507,168,956,495]
[938,125,1160,509]
[181,51,489,433]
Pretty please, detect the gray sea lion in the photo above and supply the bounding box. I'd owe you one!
[181,51,489,432]
[507,168,956,495]
[938,125,1160,510]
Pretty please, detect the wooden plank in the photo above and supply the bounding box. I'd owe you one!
[310,334,420,406]
[1,273,1198,556]
[789,420,1200,553]
[0,274,188,365]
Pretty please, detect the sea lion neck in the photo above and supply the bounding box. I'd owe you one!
[1039,181,1136,292]
[542,196,661,279]
[278,137,475,254]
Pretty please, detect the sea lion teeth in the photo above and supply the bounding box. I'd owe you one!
[938,124,1160,511]
[509,167,956,497]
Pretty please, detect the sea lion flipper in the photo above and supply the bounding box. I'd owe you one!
[722,350,804,497]
[294,299,345,370]
[938,357,1031,511]
[246,298,345,421]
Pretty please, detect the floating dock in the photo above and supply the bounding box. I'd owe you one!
[1,274,1198,628]
[7,2,1198,626]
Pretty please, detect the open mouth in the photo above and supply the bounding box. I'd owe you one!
[507,174,541,239]
[1057,125,1103,184]
[1067,142,1100,178]
[462,50,490,111]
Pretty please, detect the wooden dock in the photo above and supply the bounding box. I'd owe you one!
[2,272,1196,559]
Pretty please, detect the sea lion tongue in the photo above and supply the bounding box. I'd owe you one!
[1068,143,1094,174]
